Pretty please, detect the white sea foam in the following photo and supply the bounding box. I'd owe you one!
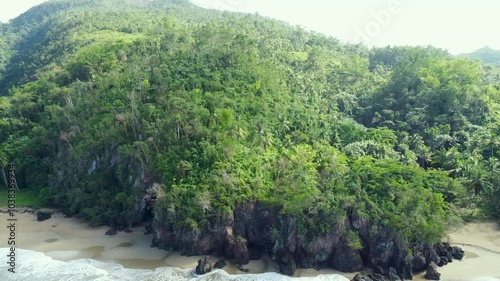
[0,248,349,281]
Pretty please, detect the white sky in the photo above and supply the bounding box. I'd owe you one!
[0,0,48,22]
[1,0,499,55]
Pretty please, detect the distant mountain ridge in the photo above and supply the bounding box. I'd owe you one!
[458,46,500,64]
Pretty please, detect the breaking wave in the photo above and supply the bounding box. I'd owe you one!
[0,248,349,281]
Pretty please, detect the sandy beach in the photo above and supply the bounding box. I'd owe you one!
[0,209,499,280]
[437,223,500,280]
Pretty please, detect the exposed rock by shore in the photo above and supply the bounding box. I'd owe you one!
[151,201,465,279]
[195,256,212,275]
[424,262,440,280]
[105,228,118,236]
[213,259,227,269]
[36,211,52,222]
[0,211,498,280]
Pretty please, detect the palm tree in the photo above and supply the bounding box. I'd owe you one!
[415,145,433,168]
[443,147,463,175]
[462,164,492,195]
[483,135,500,158]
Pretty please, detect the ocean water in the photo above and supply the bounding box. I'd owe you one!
[0,248,350,281]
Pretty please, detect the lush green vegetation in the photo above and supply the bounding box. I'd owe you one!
[0,0,499,246]
[0,186,46,208]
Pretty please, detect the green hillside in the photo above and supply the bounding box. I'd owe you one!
[0,0,499,276]
[458,46,500,65]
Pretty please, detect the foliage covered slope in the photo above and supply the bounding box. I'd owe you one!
[0,0,499,251]
[458,46,500,65]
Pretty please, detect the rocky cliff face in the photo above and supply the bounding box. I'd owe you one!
[49,143,159,227]
[151,201,422,278]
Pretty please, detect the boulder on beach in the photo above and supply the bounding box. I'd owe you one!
[424,261,441,280]
[412,252,427,272]
[195,256,212,275]
[36,211,51,222]
[213,259,227,269]
[105,228,117,236]
[451,246,465,260]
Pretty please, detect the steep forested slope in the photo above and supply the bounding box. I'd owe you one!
[0,0,499,277]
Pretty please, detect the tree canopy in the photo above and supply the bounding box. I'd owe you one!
[0,0,499,246]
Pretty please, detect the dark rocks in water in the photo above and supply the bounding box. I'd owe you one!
[36,211,51,222]
[352,274,373,281]
[434,243,453,264]
[388,267,401,281]
[451,246,464,260]
[124,228,133,233]
[144,224,153,235]
[433,243,448,257]
[213,259,227,269]
[424,262,441,280]
[105,228,117,236]
[195,256,212,275]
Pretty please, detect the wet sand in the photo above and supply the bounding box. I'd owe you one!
[0,210,499,279]
[0,210,350,277]
[439,223,500,280]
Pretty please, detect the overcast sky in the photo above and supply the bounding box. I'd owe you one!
[0,0,48,22]
[1,0,498,54]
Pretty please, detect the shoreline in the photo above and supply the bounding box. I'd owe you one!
[0,209,357,278]
[0,209,499,280]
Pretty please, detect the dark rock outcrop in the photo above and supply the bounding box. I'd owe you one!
[368,273,385,281]
[426,247,441,266]
[424,262,441,280]
[434,243,453,265]
[151,201,459,278]
[451,246,464,260]
[388,267,401,281]
[412,252,427,272]
[330,238,364,272]
[195,257,212,275]
[36,211,51,222]
[213,259,227,269]
[105,228,117,236]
